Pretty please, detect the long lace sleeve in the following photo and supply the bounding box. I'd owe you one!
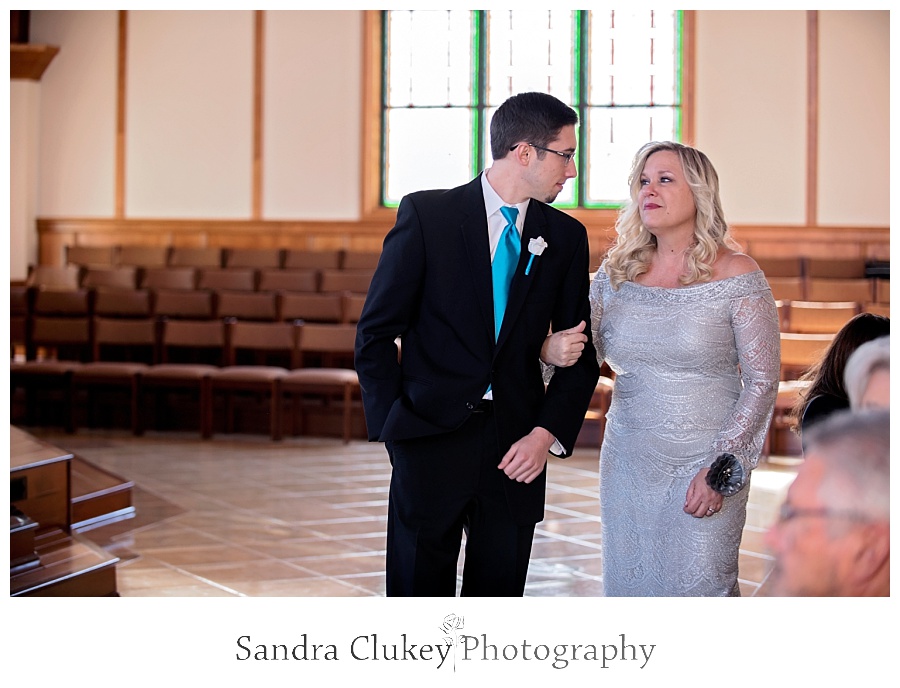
[710,287,781,490]
[589,269,605,366]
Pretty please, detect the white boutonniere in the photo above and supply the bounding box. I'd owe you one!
[526,236,548,275]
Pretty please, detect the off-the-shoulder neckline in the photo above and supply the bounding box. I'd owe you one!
[604,269,767,291]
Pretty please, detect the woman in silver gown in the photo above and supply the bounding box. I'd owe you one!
[581,141,779,596]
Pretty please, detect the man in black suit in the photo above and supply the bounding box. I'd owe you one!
[354,92,600,596]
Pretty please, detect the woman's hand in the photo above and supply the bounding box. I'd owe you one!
[540,320,587,367]
[684,468,724,518]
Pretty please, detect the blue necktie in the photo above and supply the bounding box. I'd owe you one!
[492,206,520,341]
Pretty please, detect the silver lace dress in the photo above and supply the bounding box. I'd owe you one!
[591,266,779,596]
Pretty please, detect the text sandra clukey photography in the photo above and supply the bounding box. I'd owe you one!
[235,613,656,671]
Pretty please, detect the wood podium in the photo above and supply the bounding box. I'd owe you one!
[10,426,120,596]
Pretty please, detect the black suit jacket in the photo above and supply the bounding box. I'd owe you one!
[354,174,600,522]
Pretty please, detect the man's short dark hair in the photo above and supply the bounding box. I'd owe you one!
[490,92,578,161]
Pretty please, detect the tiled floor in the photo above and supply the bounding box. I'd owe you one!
[23,428,799,597]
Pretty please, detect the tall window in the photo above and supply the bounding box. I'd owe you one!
[381,9,684,208]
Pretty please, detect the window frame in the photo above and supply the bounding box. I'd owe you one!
[360,10,695,228]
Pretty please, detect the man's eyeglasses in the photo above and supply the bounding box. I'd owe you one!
[510,142,576,166]
[777,503,872,525]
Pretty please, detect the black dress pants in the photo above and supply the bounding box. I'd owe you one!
[385,404,536,596]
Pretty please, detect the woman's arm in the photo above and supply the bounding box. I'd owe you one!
[707,287,781,494]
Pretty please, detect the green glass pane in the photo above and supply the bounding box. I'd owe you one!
[382,9,682,208]
[486,10,575,105]
[584,106,676,204]
[386,10,474,107]
[384,108,474,204]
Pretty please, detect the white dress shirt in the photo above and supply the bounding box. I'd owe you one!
[480,171,564,456]
[481,171,530,260]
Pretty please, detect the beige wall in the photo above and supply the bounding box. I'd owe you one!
[9,10,890,278]
[693,9,889,228]
[10,81,42,281]
[263,11,362,220]
[125,11,255,218]
[817,11,889,226]
[695,11,808,226]
[32,10,119,218]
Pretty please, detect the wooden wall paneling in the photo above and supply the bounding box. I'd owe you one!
[37,217,889,268]
[806,11,818,228]
[116,11,127,218]
[252,10,264,220]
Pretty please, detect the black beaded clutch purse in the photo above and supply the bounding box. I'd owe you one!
[706,453,744,496]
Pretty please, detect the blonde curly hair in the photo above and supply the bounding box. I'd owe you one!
[605,141,740,289]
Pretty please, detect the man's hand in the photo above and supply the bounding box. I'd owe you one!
[498,427,555,483]
[540,320,587,367]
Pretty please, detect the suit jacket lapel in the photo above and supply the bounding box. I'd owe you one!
[496,201,547,350]
[459,176,495,343]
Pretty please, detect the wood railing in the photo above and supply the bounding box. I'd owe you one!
[36,217,890,269]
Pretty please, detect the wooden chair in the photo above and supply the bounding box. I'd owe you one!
[755,256,805,278]
[863,302,890,318]
[215,290,279,322]
[30,288,91,317]
[257,268,318,293]
[804,257,872,303]
[10,359,80,431]
[207,320,301,440]
[341,249,381,270]
[343,292,367,323]
[93,287,153,319]
[153,289,215,320]
[29,316,92,363]
[89,316,158,364]
[140,267,197,291]
[168,246,223,268]
[762,379,811,458]
[806,257,866,279]
[70,317,157,433]
[80,266,138,291]
[25,265,81,290]
[755,256,805,300]
[66,245,117,267]
[224,247,283,269]
[280,323,361,443]
[806,278,873,303]
[774,301,790,332]
[283,249,342,271]
[779,332,835,381]
[137,318,227,437]
[875,279,889,304]
[196,268,256,292]
[16,288,91,426]
[319,269,373,294]
[280,292,344,323]
[153,317,226,367]
[223,319,301,369]
[766,277,805,302]
[10,286,30,358]
[118,245,170,268]
[783,300,860,335]
[27,289,92,362]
